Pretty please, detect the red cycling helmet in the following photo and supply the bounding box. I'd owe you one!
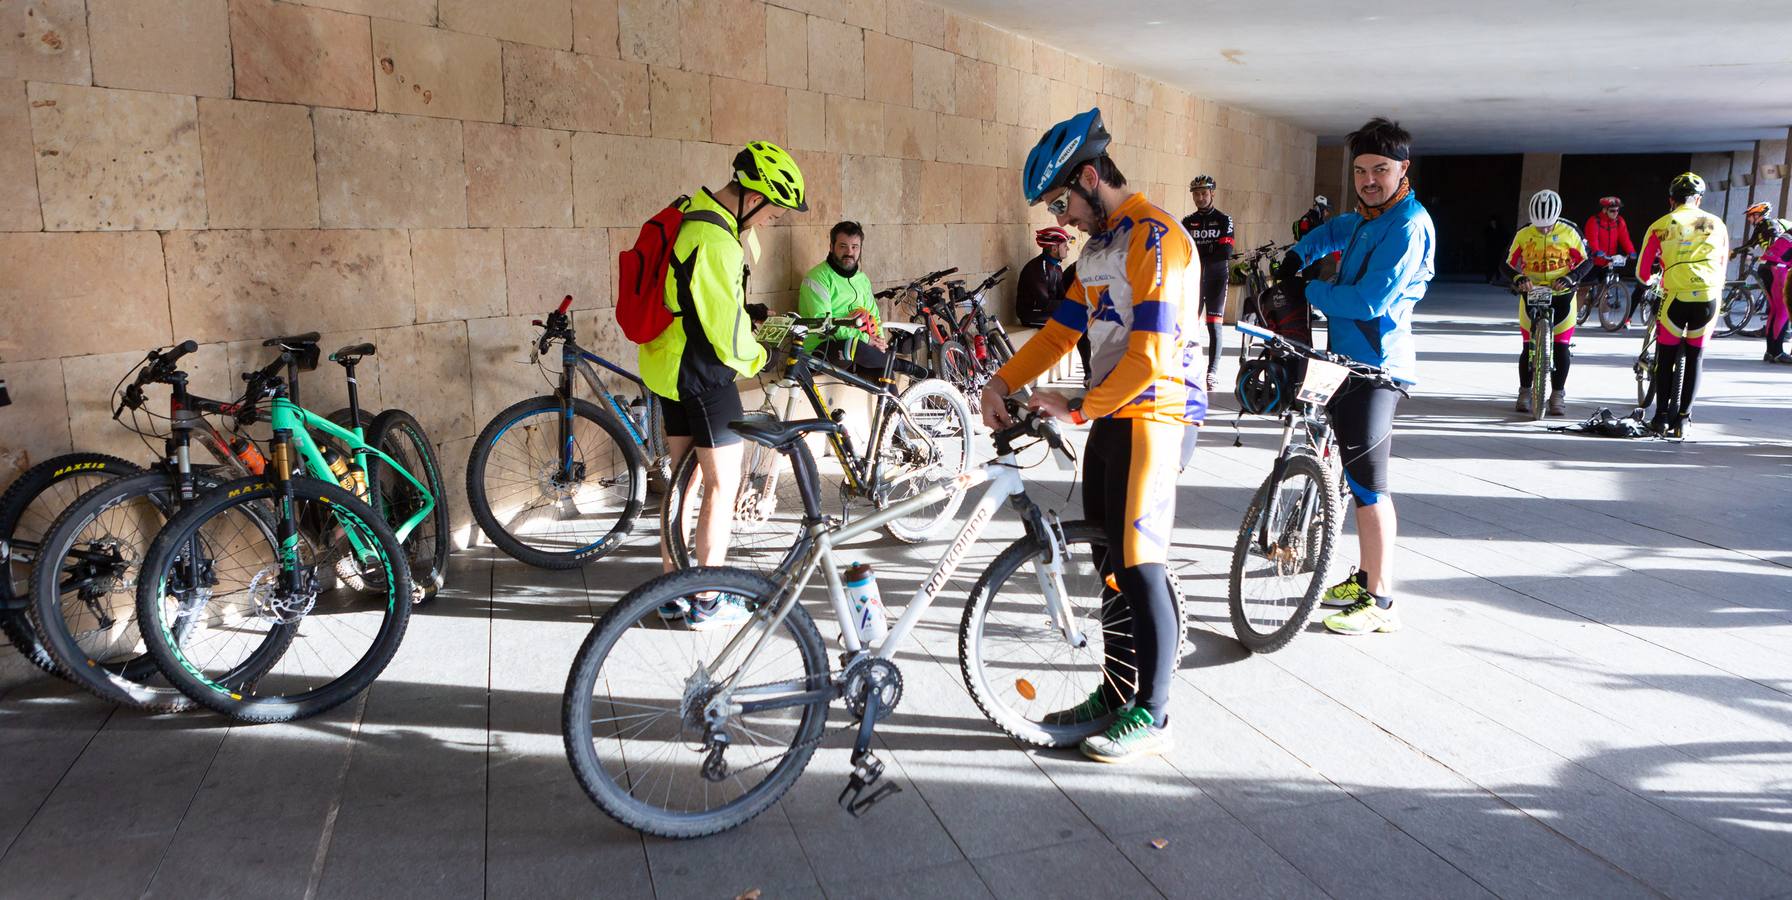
[1035,226,1072,247]
[1599,196,1622,209]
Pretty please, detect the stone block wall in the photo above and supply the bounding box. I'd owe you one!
[0,0,1318,544]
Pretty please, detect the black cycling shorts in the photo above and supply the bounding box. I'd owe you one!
[1199,266,1228,319]
[1327,379,1400,507]
[660,383,744,448]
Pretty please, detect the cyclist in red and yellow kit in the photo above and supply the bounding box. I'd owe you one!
[1505,189,1593,416]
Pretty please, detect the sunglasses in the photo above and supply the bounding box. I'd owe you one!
[1046,193,1071,217]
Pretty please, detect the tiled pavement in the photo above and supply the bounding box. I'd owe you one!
[2,282,1790,899]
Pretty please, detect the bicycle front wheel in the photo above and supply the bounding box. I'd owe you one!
[877,379,974,543]
[467,396,644,569]
[1635,334,1657,412]
[135,477,412,722]
[366,408,450,602]
[1576,288,1595,326]
[961,522,1188,748]
[31,470,266,709]
[1528,319,1550,422]
[1717,285,1754,338]
[562,567,828,839]
[1228,453,1340,653]
[1,453,143,678]
[1598,283,1627,331]
[662,442,810,578]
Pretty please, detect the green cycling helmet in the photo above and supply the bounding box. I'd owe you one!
[733,141,808,212]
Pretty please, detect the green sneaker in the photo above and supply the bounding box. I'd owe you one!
[1321,570,1371,608]
[1079,706,1172,764]
[1047,689,1113,726]
[1323,598,1402,635]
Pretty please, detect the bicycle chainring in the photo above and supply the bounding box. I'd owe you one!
[842,656,902,722]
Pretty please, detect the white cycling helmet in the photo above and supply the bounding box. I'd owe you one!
[1529,189,1563,230]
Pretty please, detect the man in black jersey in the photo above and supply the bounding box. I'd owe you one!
[1181,175,1234,392]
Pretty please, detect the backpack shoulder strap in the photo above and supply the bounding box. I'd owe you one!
[681,209,733,236]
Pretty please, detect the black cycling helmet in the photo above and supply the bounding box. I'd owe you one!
[1668,172,1706,201]
[1236,356,1293,416]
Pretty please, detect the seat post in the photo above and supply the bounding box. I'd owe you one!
[342,358,362,430]
[284,353,302,409]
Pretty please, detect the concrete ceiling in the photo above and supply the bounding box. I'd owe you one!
[934,0,1792,155]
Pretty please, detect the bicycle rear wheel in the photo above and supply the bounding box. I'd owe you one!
[467,395,644,568]
[366,409,450,602]
[961,522,1187,748]
[1,453,142,678]
[562,567,828,839]
[662,442,809,578]
[1635,332,1657,412]
[1718,285,1758,338]
[877,379,974,543]
[1228,454,1340,653]
[135,477,411,722]
[1576,287,1595,326]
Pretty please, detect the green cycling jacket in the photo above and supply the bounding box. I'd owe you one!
[796,259,879,353]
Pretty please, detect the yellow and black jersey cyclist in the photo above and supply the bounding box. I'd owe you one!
[982,108,1206,766]
[1504,189,1594,416]
[1636,172,1729,436]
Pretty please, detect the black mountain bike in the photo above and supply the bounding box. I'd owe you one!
[661,315,974,577]
[1228,323,1407,653]
[1717,249,1768,338]
[466,295,668,569]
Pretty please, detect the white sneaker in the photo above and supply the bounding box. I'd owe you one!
[1546,391,1567,417]
[1515,393,1531,414]
[687,595,752,631]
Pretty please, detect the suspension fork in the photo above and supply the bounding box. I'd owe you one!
[1257,413,1300,552]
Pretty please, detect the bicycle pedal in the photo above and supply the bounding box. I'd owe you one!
[838,753,901,817]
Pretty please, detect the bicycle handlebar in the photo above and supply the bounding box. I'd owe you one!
[992,400,1076,470]
[876,267,960,300]
[115,340,201,417]
[1235,322,1410,391]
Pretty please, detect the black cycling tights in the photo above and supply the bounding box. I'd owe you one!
[1083,419,1179,723]
[1651,342,1704,423]
[1517,343,1572,393]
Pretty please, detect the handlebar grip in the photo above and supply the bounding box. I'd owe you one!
[169,339,199,359]
[1234,321,1276,341]
[555,295,574,315]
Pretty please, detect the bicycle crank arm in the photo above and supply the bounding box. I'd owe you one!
[839,686,901,816]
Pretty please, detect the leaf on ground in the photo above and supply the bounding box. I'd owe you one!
[735,891,762,900]
[1149,838,1169,850]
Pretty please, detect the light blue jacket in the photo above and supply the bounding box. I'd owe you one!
[1293,192,1435,382]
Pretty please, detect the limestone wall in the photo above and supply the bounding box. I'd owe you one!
[0,0,1318,544]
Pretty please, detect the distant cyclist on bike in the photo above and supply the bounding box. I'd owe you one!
[1017,226,1075,327]
[1585,195,1635,278]
[1637,172,1729,436]
[1505,189,1593,417]
[797,220,926,379]
[1182,174,1235,393]
[981,108,1205,764]
[1736,202,1792,363]
[1278,117,1435,637]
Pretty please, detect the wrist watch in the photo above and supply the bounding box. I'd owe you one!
[1067,397,1087,425]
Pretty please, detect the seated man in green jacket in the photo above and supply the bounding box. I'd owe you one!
[798,221,925,378]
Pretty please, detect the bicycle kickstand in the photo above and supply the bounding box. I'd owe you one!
[837,687,901,817]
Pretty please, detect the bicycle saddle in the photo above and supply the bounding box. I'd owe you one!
[264,332,320,351]
[731,417,841,450]
[882,322,922,334]
[331,342,377,366]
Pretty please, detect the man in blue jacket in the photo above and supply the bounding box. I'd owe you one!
[1279,117,1435,636]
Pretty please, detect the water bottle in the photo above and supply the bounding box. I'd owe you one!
[320,446,366,499]
[844,562,889,644]
[627,397,649,440]
[228,436,267,475]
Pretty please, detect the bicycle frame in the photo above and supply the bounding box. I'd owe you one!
[764,341,940,501]
[270,399,432,547]
[703,451,1076,716]
[558,339,665,466]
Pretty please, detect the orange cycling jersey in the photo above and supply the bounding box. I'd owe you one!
[1638,204,1729,302]
[1506,221,1588,285]
[995,192,1205,426]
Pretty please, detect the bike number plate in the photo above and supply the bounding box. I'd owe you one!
[1297,358,1349,405]
[755,315,794,348]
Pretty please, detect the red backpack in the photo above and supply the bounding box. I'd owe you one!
[616,197,732,344]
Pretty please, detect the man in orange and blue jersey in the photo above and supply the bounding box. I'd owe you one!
[981,108,1205,765]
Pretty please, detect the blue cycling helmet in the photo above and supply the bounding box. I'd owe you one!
[1022,108,1111,205]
